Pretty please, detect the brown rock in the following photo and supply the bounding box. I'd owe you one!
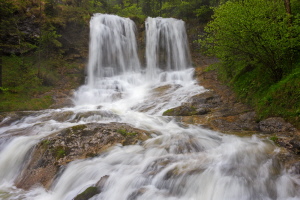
[259,117,296,133]
[15,123,151,190]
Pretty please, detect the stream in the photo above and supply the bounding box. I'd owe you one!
[0,14,299,200]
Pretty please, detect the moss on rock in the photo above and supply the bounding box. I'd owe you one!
[74,186,99,200]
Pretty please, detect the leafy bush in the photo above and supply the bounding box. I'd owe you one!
[201,0,300,83]
[200,0,300,128]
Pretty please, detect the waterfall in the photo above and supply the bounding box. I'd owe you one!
[145,17,192,79]
[87,14,141,86]
[0,15,299,200]
[74,15,196,106]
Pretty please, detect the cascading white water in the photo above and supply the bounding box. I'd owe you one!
[0,14,300,200]
[145,17,192,79]
[87,14,141,85]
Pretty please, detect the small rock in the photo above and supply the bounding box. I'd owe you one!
[259,117,296,133]
[74,186,99,200]
[289,162,300,174]
[290,138,300,154]
[190,92,221,108]
[239,112,256,122]
[196,108,210,115]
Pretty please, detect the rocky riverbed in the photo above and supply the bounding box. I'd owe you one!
[1,63,299,193]
[162,64,300,172]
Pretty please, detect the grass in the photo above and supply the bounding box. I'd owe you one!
[255,69,300,127]
[162,108,174,116]
[0,92,53,112]
[269,136,279,143]
[0,53,83,112]
[0,55,56,111]
[41,139,51,148]
[228,64,300,129]
[52,146,69,160]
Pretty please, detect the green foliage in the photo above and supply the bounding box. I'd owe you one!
[52,146,69,160]
[195,5,214,22]
[41,139,52,148]
[200,0,300,128]
[0,0,16,17]
[39,23,63,58]
[45,0,58,16]
[162,108,174,116]
[0,87,9,93]
[0,93,53,111]
[269,136,278,143]
[201,0,300,82]
[113,0,146,21]
[159,0,215,20]
[2,55,42,93]
[291,0,300,15]
[256,66,300,126]
[0,55,56,112]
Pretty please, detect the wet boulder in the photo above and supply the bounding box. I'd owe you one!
[290,138,300,154]
[162,105,210,116]
[189,91,222,108]
[15,123,151,190]
[74,186,99,200]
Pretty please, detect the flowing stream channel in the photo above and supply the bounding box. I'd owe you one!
[0,14,300,200]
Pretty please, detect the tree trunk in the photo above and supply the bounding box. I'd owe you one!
[159,0,162,16]
[284,0,291,15]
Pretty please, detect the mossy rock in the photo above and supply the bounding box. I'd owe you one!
[117,128,138,136]
[52,146,70,160]
[74,186,99,200]
[71,124,87,132]
[163,105,210,116]
[16,123,151,190]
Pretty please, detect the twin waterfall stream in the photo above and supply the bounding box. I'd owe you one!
[0,14,300,200]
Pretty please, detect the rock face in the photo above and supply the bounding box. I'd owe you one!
[259,117,296,133]
[164,91,260,133]
[277,136,300,155]
[15,123,151,190]
[163,105,210,116]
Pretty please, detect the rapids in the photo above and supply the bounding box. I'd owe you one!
[0,14,299,200]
